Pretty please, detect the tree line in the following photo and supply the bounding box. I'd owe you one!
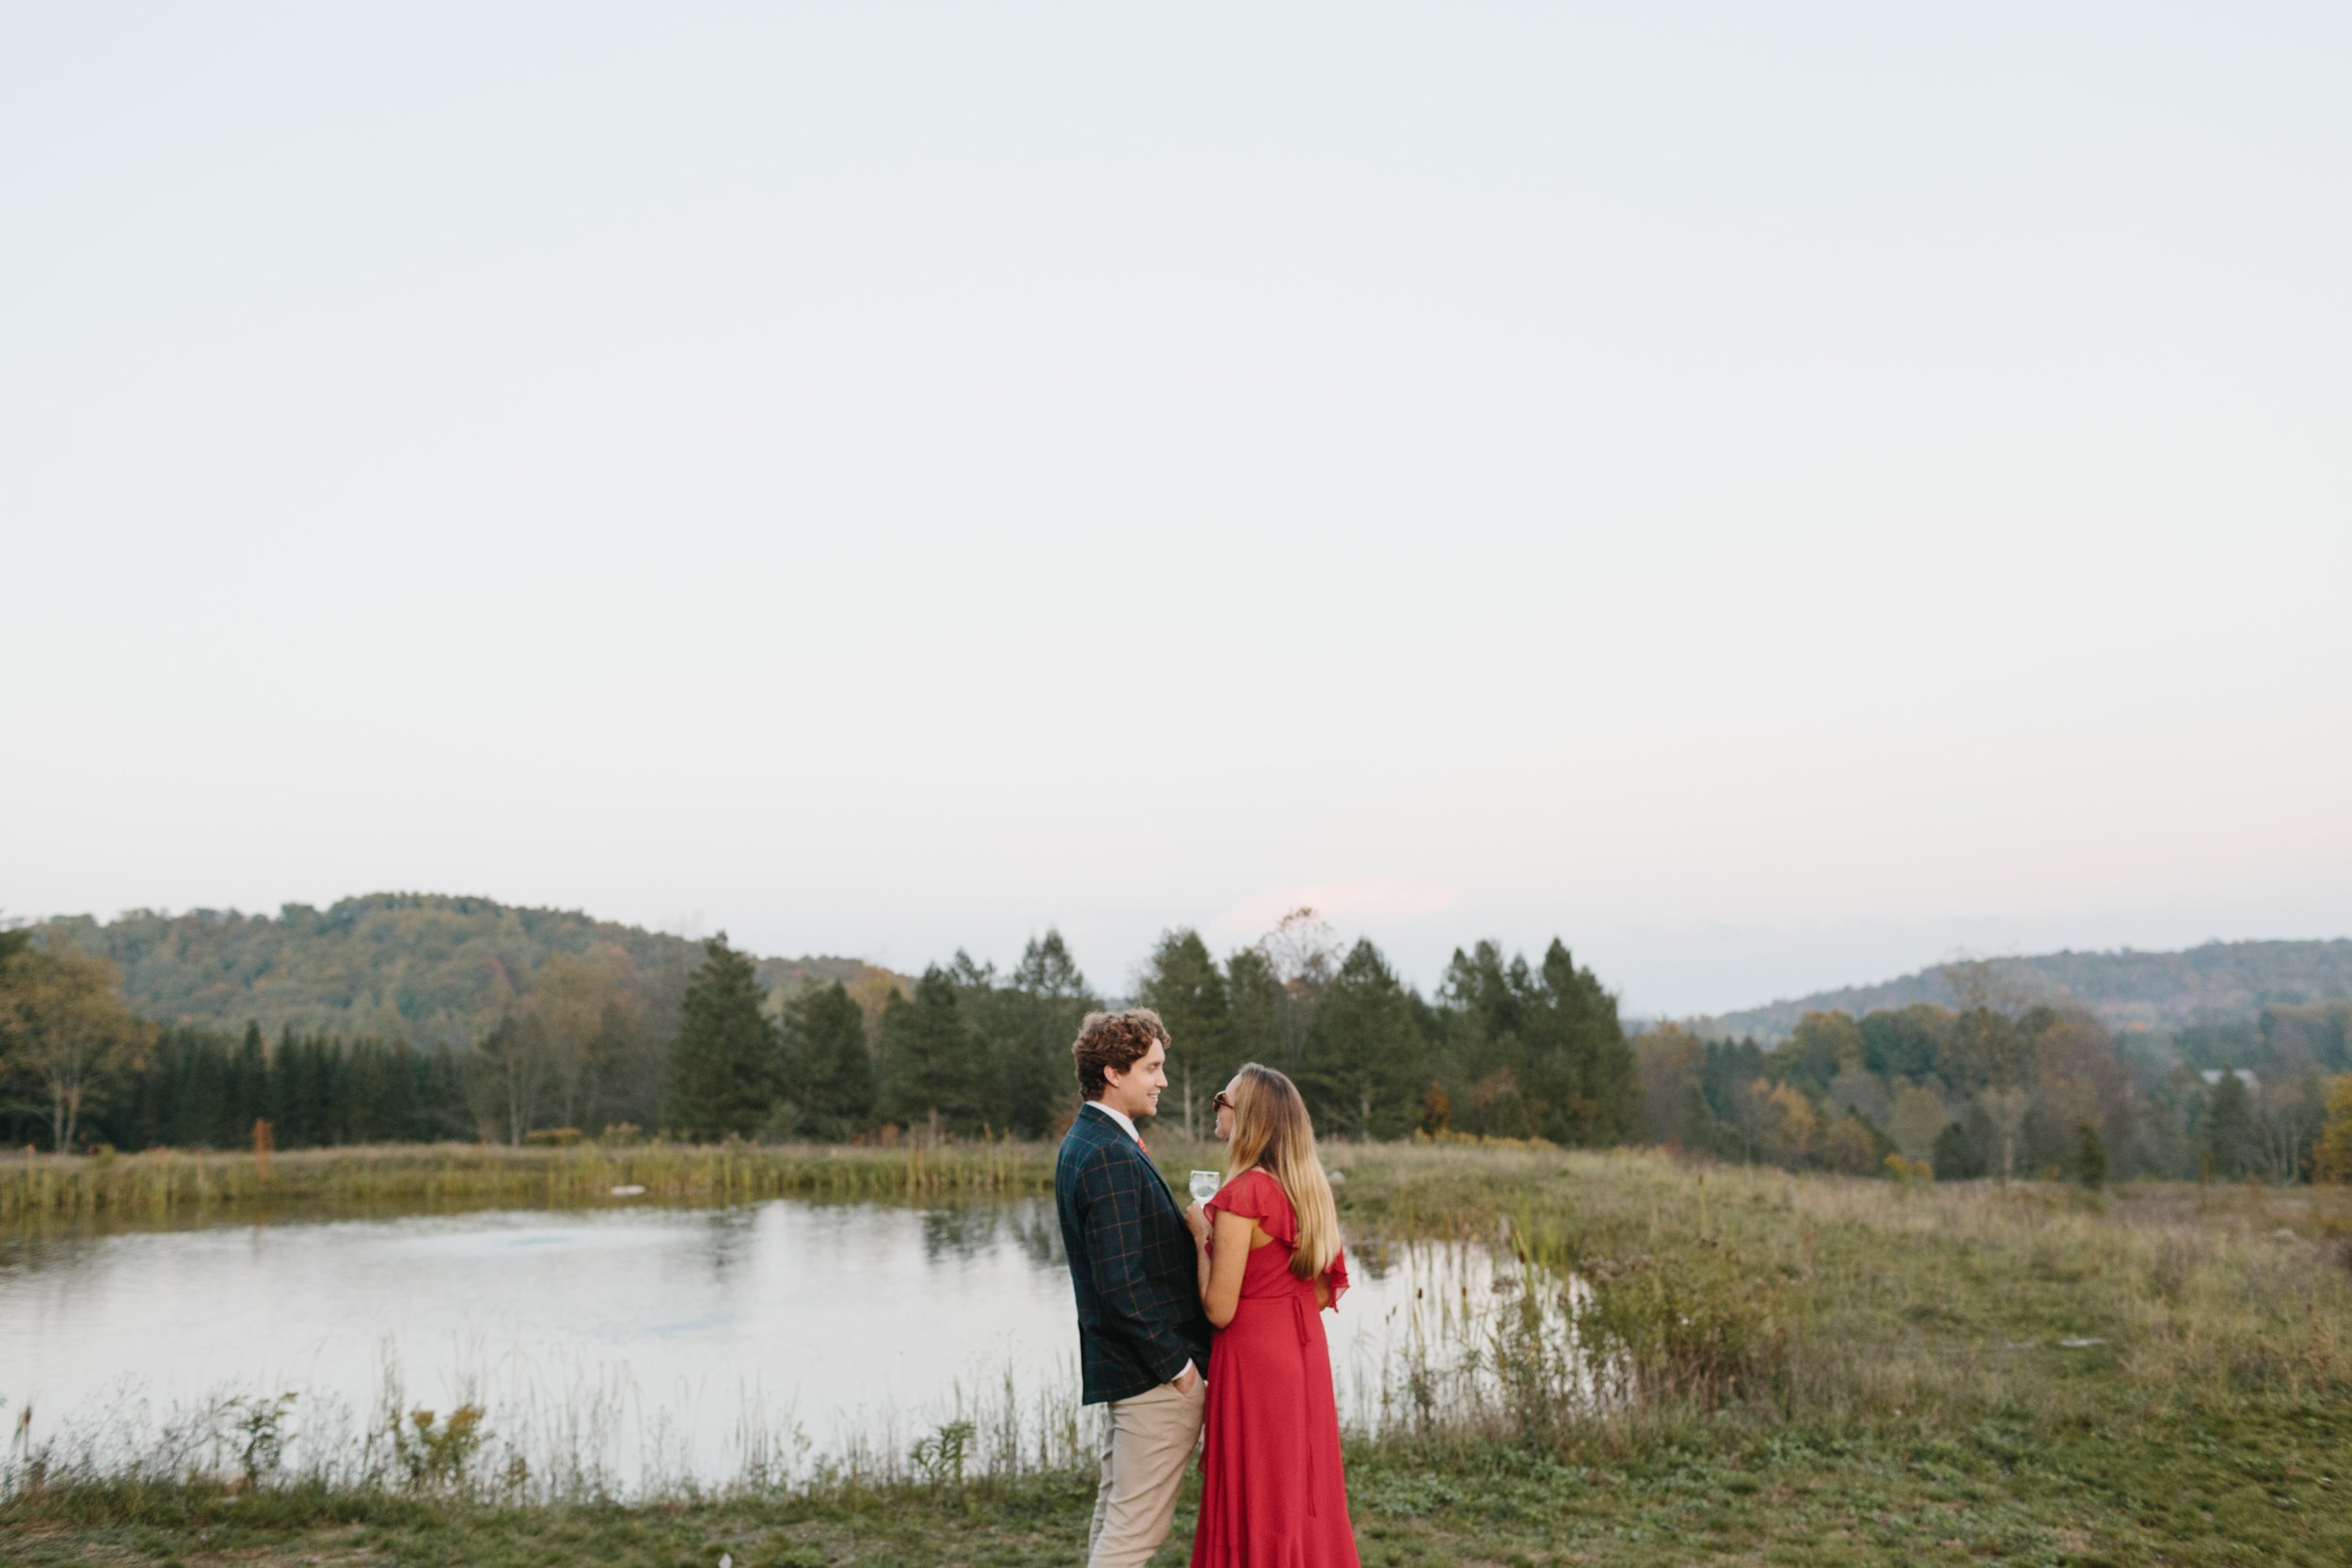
[658,908,1637,1149]
[1634,963,2352,1185]
[1,910,1638,1155]
[10,918,2351,1183]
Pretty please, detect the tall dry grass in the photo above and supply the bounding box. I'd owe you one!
[8,1138,2349,1504]
[0,1138,1049,1226]
[1320,1142,2352,1454]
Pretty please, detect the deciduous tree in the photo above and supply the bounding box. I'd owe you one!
[0,946,151,1150]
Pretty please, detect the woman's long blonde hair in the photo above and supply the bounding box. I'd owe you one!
[1223,1063,1341,1280]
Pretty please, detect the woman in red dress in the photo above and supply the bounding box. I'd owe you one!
[1183,1063,1359,1568]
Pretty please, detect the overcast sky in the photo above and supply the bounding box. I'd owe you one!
[5,4,2348,1017]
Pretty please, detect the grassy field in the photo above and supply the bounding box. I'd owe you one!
[8,1141,2352,1565]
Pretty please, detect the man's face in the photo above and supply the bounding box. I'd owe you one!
[1103,1038,1168,1120]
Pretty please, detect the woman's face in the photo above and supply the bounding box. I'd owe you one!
[1215,1078,1240,1142]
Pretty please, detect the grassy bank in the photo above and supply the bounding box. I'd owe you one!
[9,1143,2352,1563]
[9,1413,2349,1568]
[0,1138,1053,1225]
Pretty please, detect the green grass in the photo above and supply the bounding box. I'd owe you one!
[10,1142,2352,1565]
[8,1417,2348,1568]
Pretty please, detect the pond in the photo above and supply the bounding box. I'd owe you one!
[3,1196,1529,1495]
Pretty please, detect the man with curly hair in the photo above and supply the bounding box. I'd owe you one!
[1056,1007,1213,1568]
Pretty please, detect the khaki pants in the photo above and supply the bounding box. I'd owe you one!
[1085,1380,1205,1568]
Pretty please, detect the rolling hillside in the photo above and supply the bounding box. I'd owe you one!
[34,893,898,1048]
[1703,938,2352,1043]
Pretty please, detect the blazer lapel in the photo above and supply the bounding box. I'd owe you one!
[1082,1104,1179,1216]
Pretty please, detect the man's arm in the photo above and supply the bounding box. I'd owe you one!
[1077,1146,1199,1386]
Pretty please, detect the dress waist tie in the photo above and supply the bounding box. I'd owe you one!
[1290,1286,1321,1518]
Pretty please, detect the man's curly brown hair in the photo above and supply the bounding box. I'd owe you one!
[1073,1008,1170,1102]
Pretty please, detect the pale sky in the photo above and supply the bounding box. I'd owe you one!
[5,4,2348,1018]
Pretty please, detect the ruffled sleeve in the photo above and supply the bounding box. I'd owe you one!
[1204,1168,1296,1246]
[1322,1247,1350,1310]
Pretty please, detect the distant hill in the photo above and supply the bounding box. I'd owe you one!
[34,893,901,1048]
[1700,938,2352,1044]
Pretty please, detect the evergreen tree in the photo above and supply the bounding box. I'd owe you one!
[1302,940,1426,1139]
[1435,942,1534,1137]
[421,1042,471,1140]
[878,966,987,1135]
[377,1042,420,1143]
[999,932,1095,1136]
[781,981,877,1138]
[1135,928,1232,1137]
[230,1022,267,1145]
[1523,940,1637,1146]
[2201,1071,2260,1179]
[268,1028,308,1147]
[178,1030,229,1147]
[1223,948,1285,1069]
[661,934,780,1142]
[1858,1005,1953,1082]
[2075,1119,2108,1190]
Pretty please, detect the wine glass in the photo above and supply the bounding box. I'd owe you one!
[1188,1169,1221,1206]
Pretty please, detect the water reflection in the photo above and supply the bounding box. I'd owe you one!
[2,1196,1520,1495]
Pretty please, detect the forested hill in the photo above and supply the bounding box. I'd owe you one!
[33,894,898,1048]
[1705,938,2352,1043]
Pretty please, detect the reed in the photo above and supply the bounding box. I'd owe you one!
[0,1138,1056,1224]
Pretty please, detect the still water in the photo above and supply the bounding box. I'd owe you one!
[2,1198,1502,1493]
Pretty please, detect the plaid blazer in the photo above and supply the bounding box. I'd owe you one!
[1056,1103,1213,1405]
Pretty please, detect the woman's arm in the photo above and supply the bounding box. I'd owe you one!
[1201,1211,1255,1329]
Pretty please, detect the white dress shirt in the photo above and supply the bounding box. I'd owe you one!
[1089,1100,1144,1146]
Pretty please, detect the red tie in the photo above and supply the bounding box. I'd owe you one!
[1136,1137,1149,1153]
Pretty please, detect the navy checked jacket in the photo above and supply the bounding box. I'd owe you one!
[1055,1103,1214,1405]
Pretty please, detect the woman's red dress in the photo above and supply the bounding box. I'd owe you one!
[1191,1168,1359,1568]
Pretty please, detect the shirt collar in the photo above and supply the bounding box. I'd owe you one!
[1086,1100,1143,1146]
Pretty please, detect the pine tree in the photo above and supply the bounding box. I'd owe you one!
[878,967,986,1135]
[1301,940,1425,1139]
[781,981,876,1138]
[1003,931,1097,1136]
[268,1028,306,1147]
[1223,948,1285,1069]
[422,1042,471,1141]
[230,1022,266,1146]
[1435,942,1534,1137]
[1524,940,1638,1147]
[1136,929,1232,1138]
[662,934,781,1143]
[2075,1119,2108,1190]
[182,1031,230,1148]
[2201,1071,2260,1179]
